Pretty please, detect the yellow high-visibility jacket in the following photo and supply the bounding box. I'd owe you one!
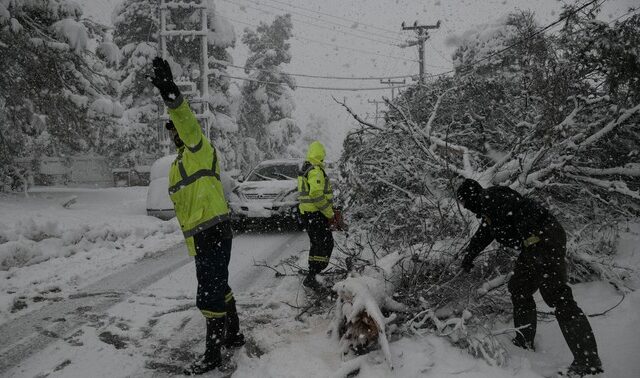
[167,98,230,255]
[298,141,334,219]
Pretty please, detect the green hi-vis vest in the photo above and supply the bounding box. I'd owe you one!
[298,164,334,219]
[167,100,230,256]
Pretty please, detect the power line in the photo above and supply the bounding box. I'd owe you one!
[457,0,608,73]
[225,16,424,64]
[293,33,421,64]
[416,0,610,80]
[235,0,405,44]
[260,0,404,37]
[603,5,638,24]
[219,61,415,80]
[219,0,403,48]
[427,39,452,63]
[220,73,413,91]
[221,0,618,87]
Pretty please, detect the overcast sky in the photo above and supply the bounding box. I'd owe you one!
[79,0,637,156]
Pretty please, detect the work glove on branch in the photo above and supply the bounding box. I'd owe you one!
[328,209,348,231]
[150,57,181,105]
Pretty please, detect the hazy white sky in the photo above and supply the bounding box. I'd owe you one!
[79,0,637,156]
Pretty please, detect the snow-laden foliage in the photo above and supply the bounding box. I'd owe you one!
[0,0,120,189]
[338,6,640,365]
[51,18,87,52]
[111,0,240,170]
[237,14,300,172]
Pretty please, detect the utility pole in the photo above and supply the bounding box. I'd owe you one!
[380,79,406,100]
[367,99,385,125]
[401,20,440,84]
[159,0,211,143]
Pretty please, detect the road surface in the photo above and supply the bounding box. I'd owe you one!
[1,231,308,377]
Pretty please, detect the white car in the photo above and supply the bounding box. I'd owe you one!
[229,159,304,228]
[146,154,236,220]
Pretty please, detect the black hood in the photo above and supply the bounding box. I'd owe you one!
[457,179,484,214]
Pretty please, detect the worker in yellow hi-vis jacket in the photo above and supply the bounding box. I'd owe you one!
[297,141,336,291]
[149,57,243,375]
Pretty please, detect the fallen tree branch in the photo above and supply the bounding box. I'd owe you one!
[333,96,385,131]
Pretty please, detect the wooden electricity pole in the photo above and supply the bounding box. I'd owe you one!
[401,20,440,84]
[159,0,211,148]
[380,79,406,100]
[367,99,385,125]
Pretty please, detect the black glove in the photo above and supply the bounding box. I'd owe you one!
[150,57,181,104]
[460,253,474,273]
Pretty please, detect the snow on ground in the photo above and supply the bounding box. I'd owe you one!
[0,187,182,326]
[1,187,638,377]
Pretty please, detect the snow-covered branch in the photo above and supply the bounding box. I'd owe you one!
[563,164,640,177]
[578,103,640,149]
[566,174,640,200]
[333,96,385,131]
[425,87,457,137]
[332,274,406,370]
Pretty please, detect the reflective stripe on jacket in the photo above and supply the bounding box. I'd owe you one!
[298,163,334,219]
[167,98,230,256]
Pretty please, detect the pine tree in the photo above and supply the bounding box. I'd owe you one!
[111,0,160,168]
[237,14,299,172]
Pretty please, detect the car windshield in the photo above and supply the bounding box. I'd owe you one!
[247,163,299,181]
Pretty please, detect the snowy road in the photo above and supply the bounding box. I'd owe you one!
[0,242,190,373]
[1,231,308,377]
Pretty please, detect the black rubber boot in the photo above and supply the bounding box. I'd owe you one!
[511,337,535,351]
[511,292,537,351]
[559,360,604,377]
[303,271,321,291]
[184,317,225,375]
[557,306,602,377]
[224,298,245,349]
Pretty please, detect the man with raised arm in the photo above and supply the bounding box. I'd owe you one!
[149,57,244,375]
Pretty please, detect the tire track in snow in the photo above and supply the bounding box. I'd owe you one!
[0,231,307,376]
[0,243,190,374]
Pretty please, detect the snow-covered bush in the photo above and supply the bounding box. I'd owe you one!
[0,216,180,270]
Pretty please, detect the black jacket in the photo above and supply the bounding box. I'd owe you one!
[464,186,560,261]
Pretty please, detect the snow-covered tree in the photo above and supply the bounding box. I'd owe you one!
[111,0,161,168]
[292,113,337,159]
[0,0,120,188]
[112,0,239,170]
[237,14,299,172]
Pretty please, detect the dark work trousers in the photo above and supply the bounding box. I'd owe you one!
[507,222,601,367]
[193,230,234,318]
[303,211,334,274]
